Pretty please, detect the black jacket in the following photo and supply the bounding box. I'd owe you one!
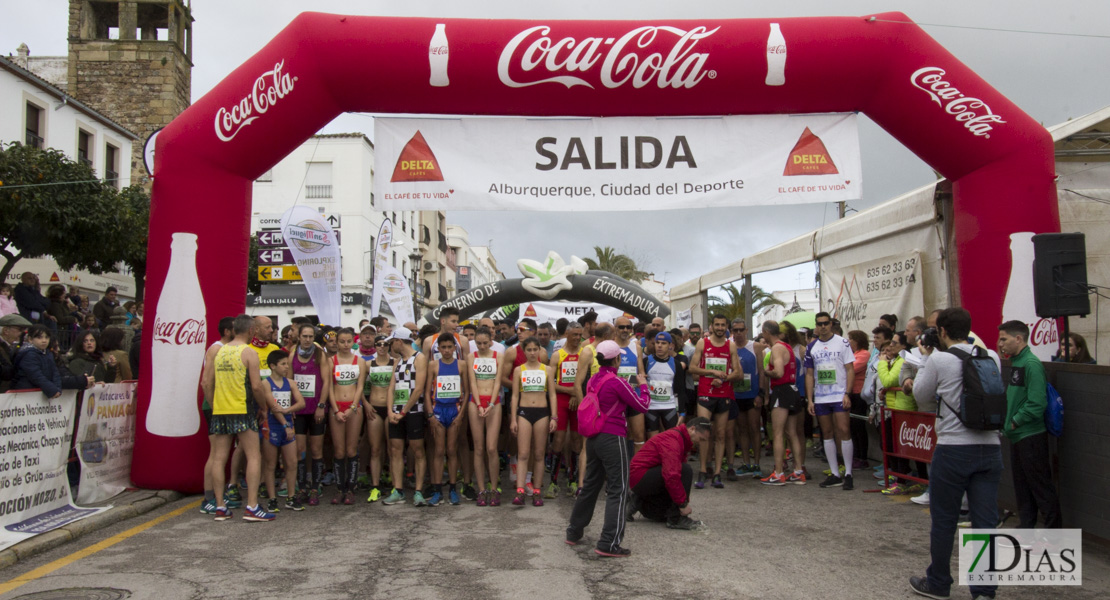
[12,346,62,396]
[13,284,49,323]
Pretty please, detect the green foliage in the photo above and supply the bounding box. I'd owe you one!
[709,283,785,322]
[247,235,260,295]
[582,246,649,282]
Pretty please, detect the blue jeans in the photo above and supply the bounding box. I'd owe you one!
[926,444,1003,598]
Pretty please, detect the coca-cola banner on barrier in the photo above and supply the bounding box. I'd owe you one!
[890,409,937,464]
[370,219,416,325]
[280,206,341,327]
[375,115,861,211]
[137,14,1059,492]
[820,251,924,334]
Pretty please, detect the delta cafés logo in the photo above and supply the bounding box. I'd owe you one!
[959,529,1081,587]
[392,131,445,182]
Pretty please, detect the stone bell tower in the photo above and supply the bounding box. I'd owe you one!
[66,0,193,188]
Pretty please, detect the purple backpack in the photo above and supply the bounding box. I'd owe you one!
[577,370,619,438]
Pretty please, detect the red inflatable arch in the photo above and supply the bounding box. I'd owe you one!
[134,12,1057,491]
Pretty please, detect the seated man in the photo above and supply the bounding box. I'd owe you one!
[628,416,711,529]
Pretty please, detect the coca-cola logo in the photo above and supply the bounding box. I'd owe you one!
[1029,318,1059,348]
[767,44,786,55]
[498,25,719,90]
[154,318,206,346]
[430,45,448,56]
[898,421,935,453]
[910,67,1005,138]
[215,60,297,142]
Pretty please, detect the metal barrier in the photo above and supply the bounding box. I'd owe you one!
[863,406,936,493]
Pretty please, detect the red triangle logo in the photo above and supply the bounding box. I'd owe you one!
[391,131,445,182]
[783,127,839,176]
[49,272,60,282]
[523,304,537,317]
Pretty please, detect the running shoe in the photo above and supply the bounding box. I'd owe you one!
[491,490,502,507]
[911,489,930,505]
[822,465,847,476]
[285,497,305,511]
[909,575,950,600]
[449,488,461,505]
[843,475,854,491]
[906,483,928,495]
[259,484,268,500]
[694,472,706,490]
[367,488,381,503]
[213,507,233,521]
[512,489,526,506]
[225,498,242,509]
[357,474,372,489]
[243,505,276,522]
[225,485,242,503]
[568,482,578,496]
[532,493,544,507]
[711,474,724,488]
[199,500,217,515]
[819,474,844,488]
[666,516,701,530]
[544,483,559,499]
[882,484,908,495]
[733,464,750,478]
[873,467,886,479]
[595,546,632,558]
[413,491,427,507]
[462,484,477,501]
[266,498,281,513]
[749,465,762,478]
[786,470,807,485]
[734,450,744,459]
[725,468,738,482]
[331,493,341,505]
[343,491,355,505]
[476,490,488,507]
[383,489,405,505]
[321,470,336,487]
[308,490,320,506]
[277,480,289,497]
[524,482,536,497]
[760,472,787,486]
[427,491,443,506]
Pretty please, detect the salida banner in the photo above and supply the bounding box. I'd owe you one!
[374,115,861,211]
[821,251,924,334]
[0,390,108,551]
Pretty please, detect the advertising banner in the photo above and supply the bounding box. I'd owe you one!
[280,206,341,326]
[676,308,693,328]
[75,382,137,504]
[889,408,937,465]
[0,390,109,551]
[516,301,637,327]
[821,251,924,334]
[370,219,416,325]
[374,114,861,211]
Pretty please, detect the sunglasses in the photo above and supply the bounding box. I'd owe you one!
[616,325,633,330]
[375,342,388,347]
[731,327,746,333]
[516,327,532,333]
[815,321,832,327]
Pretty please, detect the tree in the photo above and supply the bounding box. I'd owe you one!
[582,246,649,282]
[116,185,150,299]
[247,235,261,295]
[709,283,785,322]
[0,142,137,283]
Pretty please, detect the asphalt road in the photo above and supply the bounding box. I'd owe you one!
[1,463,1106,600]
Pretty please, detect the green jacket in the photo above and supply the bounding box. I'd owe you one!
[1004,346,1047,443]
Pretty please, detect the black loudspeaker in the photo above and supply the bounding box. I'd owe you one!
[1032,233,1089,318]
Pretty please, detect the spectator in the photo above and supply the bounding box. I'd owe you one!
[876,331,926,494]
[123,301,137,326]
[67,330,113,383]
[13,325,91,397]
[0,283,17,316]
[98,327,134,382]
[49,336,90,391]
[80,313,100,336]
[879,313,898,331]
[0,313,31,392]
[131,301,144,331]
[14,272,52,328]
[93,287,120,327]
[72,295,92,323]
[45,284,78,334]
[1052,332,1095,364]
[66,285,83,307]
[846,330,870,469]
[628,416,711,530]
[129,326,142,377]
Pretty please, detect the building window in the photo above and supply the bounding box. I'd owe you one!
[401,219,406,232]
[77,130,93,168]
[25,103,43,148]
[369,192,374,207]
[104,143,120,189]
[305,162,332,199]
[392,251,397,268]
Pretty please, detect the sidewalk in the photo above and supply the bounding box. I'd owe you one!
[0,489,183,570]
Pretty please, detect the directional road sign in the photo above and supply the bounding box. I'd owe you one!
[257,265,302,282]
[254,213,341,230]
[257,248,295,265]
[257,231,284,247]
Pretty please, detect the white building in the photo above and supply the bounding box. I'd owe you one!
[447,225,505,298]
[249,133,420,328]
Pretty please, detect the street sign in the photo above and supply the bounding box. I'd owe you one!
[254,213,341,230]
[257,265,302,281]
[257,248,295,265]
[325,214,341,229]
[257,231,284,247]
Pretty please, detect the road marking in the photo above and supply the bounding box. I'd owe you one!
[0,499,201,596]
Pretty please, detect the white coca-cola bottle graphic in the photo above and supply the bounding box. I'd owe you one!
[429,23,449,87]
[765,23,786,86]
[147,232,206,437]
[1001,231,1057,361]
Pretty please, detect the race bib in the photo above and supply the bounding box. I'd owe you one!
[368,365,393,389]
[559,361,578,384]
[617,366,637,383]
[705,357,727,373]
[436,375,462,400]
[272,390,292,410]
[392,386,411,411]
[733,373,752,393]
[473,357,497,381]
[259,367,272,380]
[294,374,316,398]
[817,368,837,385]
[334,364,359,386]
[649,380,673,402]
[521,370,547,393]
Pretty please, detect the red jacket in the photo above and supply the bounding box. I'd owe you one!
[629,426,693,506]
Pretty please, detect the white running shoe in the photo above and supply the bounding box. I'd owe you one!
[910,490,930,505]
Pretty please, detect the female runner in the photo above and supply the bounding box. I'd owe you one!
[288,324,330,506]
[362,335,395,503]
[466,326,503,506]
[509,338,558,507]
[329,328,367,505]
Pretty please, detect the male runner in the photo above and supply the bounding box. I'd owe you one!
[642,331,689,438]
[200,317,235,514]
[547,320,584,498]
[805,312,857,490]
[226,316,282,505]
[730,318,764,478]
[614,316,647,455]
[688,314,742,489]
[383,327,430,506]
[760,321,807,486]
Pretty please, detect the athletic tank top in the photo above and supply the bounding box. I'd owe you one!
[292,351,323,414]
[269,376,292,411]
[432,333,463,362]
[769,341,798,388]
[333,355,359,387]
[212,344,249,415]
[434,358,462,403]
[645,355,677,410]
[520,367,547,393]
[393,354,422,413]
[617,345,638,384]
[697,337,732,398]
[472,351,498,382]
[367,358,395,392]
[734,341,759,400]
[252,343,280,379]
[555,348,579,390]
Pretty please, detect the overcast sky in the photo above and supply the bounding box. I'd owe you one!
[4,0,1109,297]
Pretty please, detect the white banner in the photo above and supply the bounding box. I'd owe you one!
[75,382,137,504]
[517,301,637,327]
[821,251,924,334]
[0,390,109,551]
[676,308,693,328]
[280,206,341,326]
[374,114,861,211]
[370,219,416,325]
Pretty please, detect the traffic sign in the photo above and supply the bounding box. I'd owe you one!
[258,265,302,281]
[257,231,284,247]
[257,248,294,265]
[254,213,341,230]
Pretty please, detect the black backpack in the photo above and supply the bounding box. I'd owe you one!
[942,346,1007,430]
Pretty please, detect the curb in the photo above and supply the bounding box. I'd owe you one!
[0,490,185,571]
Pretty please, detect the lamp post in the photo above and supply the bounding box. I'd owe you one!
[409,250,423,323]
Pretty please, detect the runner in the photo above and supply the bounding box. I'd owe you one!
[383,327,429,507]
[614,317,647,456]
[545,320,584,499]
[260,350,306,513]
[805,312,857,490]
[760,321,807,486]
[426,333,468,506]
[683,323,701,412]
[500,318,547,492]
[467,326,503,506]
[423,306,468,362]
[226,317,282,506]
[642,331,689,439]
[730,318,764,478]
[362,334,395,503]
[688,314,743,489]
[289,323,329,507]
[370,316,392,340]
[509,337,557,507]
[328,327,368,505]
[202,314,273,522]
[200,317,234,514]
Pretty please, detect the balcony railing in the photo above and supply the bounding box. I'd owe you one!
[25,131,43,148]
[305,184,332,199]
[438,231,447,253]
[105,169,119,188]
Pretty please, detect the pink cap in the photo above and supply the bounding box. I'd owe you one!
[595,340,622,360]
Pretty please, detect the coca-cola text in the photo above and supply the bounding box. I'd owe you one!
[1029,318,1059,348]
[498,26,719,90]
[910,67,1005,138]
[154,318,206,346]
[215,61,297,142]
[898,421,935,453]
